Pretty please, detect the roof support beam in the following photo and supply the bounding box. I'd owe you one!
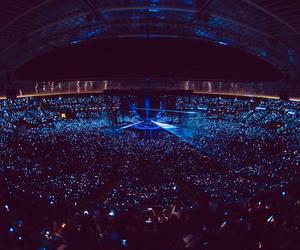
[0,5,292,70]
[81,0,98,13]
[0,0,54,32]
[198,0,217,12]
[242,0,300,35]
[3,5,277,43]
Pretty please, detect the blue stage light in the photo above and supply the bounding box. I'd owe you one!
[121,239,127,247]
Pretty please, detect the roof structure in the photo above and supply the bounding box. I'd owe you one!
[0,0,299,85]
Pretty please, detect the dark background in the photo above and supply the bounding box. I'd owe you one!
[15,37,283,82]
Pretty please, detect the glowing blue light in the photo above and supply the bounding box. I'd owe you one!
[144,96,151,121]
[218,41,229,46]
[70,28,103,45]
[109,210,115,217]
[194,28,212,39]
[151,121,193,142]
[267,215,274,222]
[121,239,127,247]
[149,9,159,12]
[256,49,267,57]
[152,121,177,129]
[184,0,193,4]
[70,40,81,45]
[119,121,143,130]
[9,227,15,232]
[256,106,266,111]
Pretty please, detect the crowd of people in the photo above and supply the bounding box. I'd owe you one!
[0,94,299,249]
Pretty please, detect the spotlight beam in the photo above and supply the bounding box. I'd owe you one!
[119,121,143,130]
[151,121,188,141]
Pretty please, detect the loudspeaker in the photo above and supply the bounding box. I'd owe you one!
[6,89,17,99]
[279,90,289,101]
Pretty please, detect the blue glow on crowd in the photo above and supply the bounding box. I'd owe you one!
[0,95,299,205]
[0,94,299,250]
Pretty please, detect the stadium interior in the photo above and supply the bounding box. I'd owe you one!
[0,1,300,250]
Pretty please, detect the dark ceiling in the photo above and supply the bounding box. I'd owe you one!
[15,37,282,82]
[0,0,300,83]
